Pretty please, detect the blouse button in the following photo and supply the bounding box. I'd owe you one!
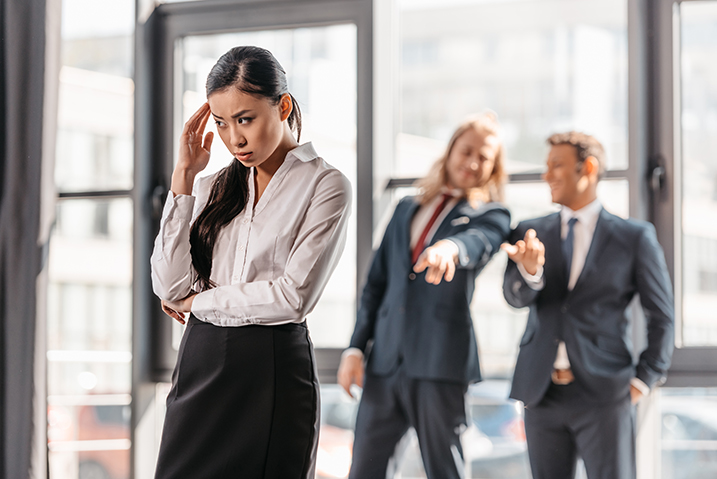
[238,245,244,251]
[242,219,249,225]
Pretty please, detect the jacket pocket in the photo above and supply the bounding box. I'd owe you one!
[594,334,631,359]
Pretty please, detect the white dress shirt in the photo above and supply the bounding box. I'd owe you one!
[408,189,461,251]
[520,199,649,394]
[151,142,351,327]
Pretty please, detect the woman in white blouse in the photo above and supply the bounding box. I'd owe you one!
[150,46,351,479]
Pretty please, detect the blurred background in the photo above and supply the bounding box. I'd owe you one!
[2,0,716,478]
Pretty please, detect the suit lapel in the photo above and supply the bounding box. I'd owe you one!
[431,199,467,241]
[402,198,421,266]
[569,208,614,295]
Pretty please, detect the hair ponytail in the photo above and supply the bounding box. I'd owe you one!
[288,93,302,142]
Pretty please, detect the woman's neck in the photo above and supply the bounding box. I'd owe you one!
[254,130,299,204]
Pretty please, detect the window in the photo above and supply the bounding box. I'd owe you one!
[678,1,717,347]
[178,25,358,348]
[47,1,134,478]
[389,0,630,379]
[660,388,717,479]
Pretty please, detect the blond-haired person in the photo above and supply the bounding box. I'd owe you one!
[338,113,511,478]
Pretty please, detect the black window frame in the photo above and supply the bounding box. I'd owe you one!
[133,0,374,385]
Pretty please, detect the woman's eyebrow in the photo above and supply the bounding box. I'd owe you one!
[212,109,252,120]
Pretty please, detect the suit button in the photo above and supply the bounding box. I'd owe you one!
[554,338,560,344]
[408,273,416,280]
[561,304,569,313]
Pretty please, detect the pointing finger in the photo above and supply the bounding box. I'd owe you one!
[501,243,519,256]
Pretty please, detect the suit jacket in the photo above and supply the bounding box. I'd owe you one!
[503,209,674,407]
[349,196,511,384]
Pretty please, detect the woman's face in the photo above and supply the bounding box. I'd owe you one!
[207,88,289,170]
[444,128,500,191]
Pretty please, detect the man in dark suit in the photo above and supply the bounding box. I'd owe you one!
[337,114,511,479]
[502,132,674,479]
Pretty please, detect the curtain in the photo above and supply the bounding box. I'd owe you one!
[0,0,48,477]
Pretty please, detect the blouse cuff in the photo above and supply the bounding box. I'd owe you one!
[163,191,195,222]
[191,289,218,323]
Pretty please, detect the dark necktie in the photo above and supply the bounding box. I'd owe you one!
[562,217,578,280]
[412,193,452,264]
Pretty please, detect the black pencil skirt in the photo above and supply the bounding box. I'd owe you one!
[154,315,320,479]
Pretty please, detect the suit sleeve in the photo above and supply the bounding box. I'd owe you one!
[448,205,511,269]
[347,207,397,352]
[634,223,675,388]
[502,223,541,309]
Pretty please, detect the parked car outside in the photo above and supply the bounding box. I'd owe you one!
[316,380,531,479]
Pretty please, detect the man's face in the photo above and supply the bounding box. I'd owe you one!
[542,144,589,208]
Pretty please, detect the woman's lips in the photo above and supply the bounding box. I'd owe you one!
[235,152,253,161]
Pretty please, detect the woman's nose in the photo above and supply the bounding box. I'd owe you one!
[231,129,246,148]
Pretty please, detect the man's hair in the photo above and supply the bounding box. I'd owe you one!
[547,131,606,178]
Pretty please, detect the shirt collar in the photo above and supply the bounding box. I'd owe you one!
[560,198,603,226]
[440,186,467,199]
[286,142,319,163]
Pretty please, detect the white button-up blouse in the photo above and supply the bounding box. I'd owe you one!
[150,142,351,327]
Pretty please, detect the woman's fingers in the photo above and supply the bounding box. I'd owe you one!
[161,301,186,325]
[501,243,519,257]
[196,103,212,135]
[203,131,214,152]
[444,258,456,283]
[181,103,210,136]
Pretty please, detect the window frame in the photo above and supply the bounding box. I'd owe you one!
[650,0,717,387]
[133,0,374,385]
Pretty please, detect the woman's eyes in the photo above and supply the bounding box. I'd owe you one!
[214,117,252,127]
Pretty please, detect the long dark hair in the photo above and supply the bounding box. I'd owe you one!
[189,46,302,290]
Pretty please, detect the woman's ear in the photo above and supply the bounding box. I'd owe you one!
[278,93,293,122]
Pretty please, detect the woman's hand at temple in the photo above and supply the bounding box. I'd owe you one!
[172,102,214,196]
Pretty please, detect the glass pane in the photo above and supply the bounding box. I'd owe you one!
[318,381,530,479]
[56,0,134,193]
[178,25,358,348]
[680,1,717,347]
[48,199,133,479]
[660,388,717,479]
[396,0,628,177]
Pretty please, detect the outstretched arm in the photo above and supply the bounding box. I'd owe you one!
[414,206,512,285]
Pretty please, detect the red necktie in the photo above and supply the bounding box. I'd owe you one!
[411,193,452,264]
